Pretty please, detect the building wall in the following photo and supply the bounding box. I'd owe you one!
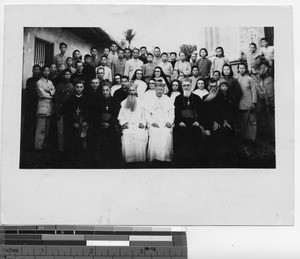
[23,28,98,89]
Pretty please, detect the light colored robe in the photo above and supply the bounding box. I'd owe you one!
[118,98,148,163]
[144,95,175,162]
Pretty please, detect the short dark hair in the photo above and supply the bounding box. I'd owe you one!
[147,53,154,57]
[73,79,85,86]
[237,62,249,73]
[132,48,140,53]
[59,42,67,48]
[118,48,125,53]
[140,46,147,50]
[84,54,91,59]
[41,65,50,73]
[32,64,41,70]
[124,48,132,53]
[62,69,71,75]
[121,75,129,81]
[170,52,177,56]
[199,48,208,56]
[75,60,83,67]
[208,78,218,85]
[161,52,168,57]
[250,43,257,49]
[260,38,269,42]
[100,55,107,60]
[90,47,97,52]
[154,46,160,51]
[191,65,199,71]
[213,70,221,76]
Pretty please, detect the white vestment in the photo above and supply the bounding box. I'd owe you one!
[144,95,175,162]
[118,98,148,163]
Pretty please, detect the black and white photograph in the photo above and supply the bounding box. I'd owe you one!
[20,24,275,169]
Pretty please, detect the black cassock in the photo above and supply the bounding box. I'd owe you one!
[95,96,122,167]
[174,93,209,166]
[62,94,90,166]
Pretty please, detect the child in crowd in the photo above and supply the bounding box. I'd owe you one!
[66,57,76,74]
[174,52,191,79]
[158,52,173,82]
[142,53,156,83]
[196,48,212,78]
[212,70,221,84]
[189,66,200,92]
[171,69,180,81]
[211,46,229,77]
[193,77,209,99]
[72,50,82,66]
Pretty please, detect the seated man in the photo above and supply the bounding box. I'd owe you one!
[174,78,210,167]
[118,83,148,163]
[95,84,121,167]
[144,81,175,163]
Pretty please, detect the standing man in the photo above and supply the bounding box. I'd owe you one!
[144,82,175,163]
[124,48,132,61]
[90,47,100,67]
[142,53,156,84]
[54,69,74,152]
[112,48,126,78]
[53,42,68,68]
[70,61,87,85]
[174,52,191,79]
[23,65,41,150]
[153,46,162,66]
[124,48,143,81]
[96,67,112,88]
[95,55,112,82]
[173,79,208,166]
[158,52,173,83]
[35,66,56,151]
[170,52,177,68]
[139,46,148,64]
[118,84,148,163]
[107,43,119,69]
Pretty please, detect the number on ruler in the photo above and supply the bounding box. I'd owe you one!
[89,248,93,255]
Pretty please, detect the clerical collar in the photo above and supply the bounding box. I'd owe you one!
[75,94,82,98]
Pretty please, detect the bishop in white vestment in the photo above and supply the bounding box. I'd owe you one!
[118,84,148,163]
[144,82,175,162]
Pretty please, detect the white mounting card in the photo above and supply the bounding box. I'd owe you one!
[0,4,294,225]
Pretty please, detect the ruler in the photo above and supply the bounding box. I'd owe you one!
[0,226,187,259]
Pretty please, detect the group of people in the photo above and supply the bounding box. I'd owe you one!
[22,38,275,168]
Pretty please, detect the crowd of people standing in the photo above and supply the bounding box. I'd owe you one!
[21,38,275,168]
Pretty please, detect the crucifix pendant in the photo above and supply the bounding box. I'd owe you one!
[106,106,109,111]
[75,107,81,116]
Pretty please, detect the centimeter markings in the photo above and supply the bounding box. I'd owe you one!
[0,227,187,258]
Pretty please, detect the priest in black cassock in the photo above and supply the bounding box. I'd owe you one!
[62,79,89,166]
[95,84,122,168]
[173,78,210,167]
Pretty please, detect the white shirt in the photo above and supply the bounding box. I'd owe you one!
[111,84,121,97]
[124,58,144,80]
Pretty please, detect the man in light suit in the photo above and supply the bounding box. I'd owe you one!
[35,65,56,151]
